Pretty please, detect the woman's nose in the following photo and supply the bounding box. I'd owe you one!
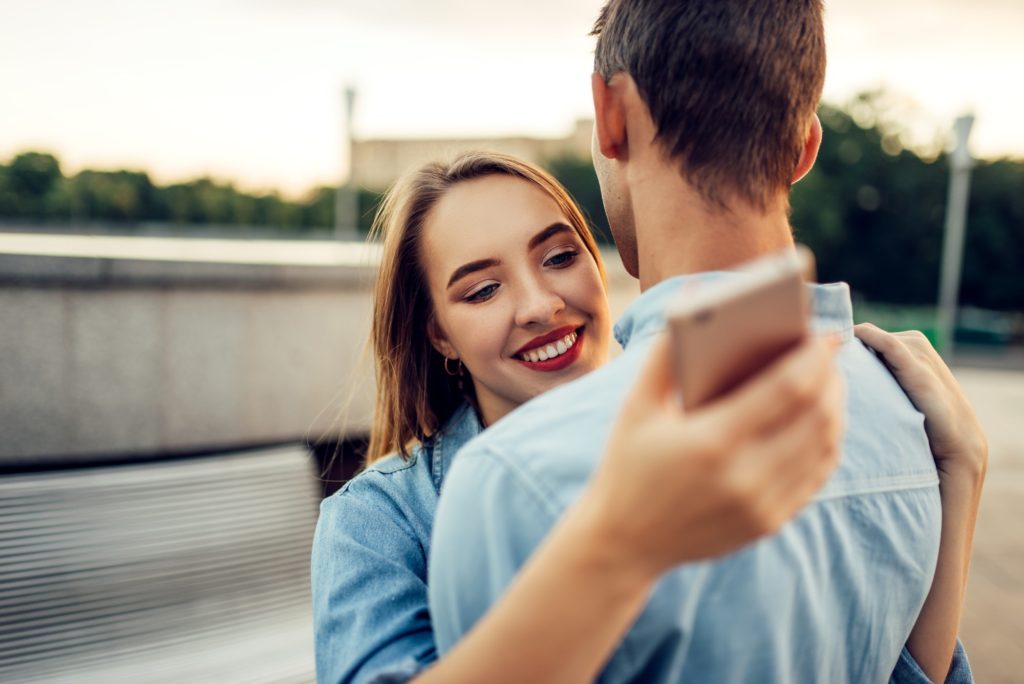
[513,280,565,327]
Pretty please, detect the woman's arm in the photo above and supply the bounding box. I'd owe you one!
[855,323,988,683]
[311,483,437,684]
[415,333,844,683]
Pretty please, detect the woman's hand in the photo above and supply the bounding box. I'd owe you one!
[855,322,987,683]
[854,323,987,482]
[580,332,845,582]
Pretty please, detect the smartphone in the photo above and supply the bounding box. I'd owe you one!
[665,246,815,409]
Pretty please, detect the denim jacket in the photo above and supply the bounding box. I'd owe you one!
[311,289,972,683]
[311,404,481,684]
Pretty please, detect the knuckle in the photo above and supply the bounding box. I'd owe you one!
[722,470,756,512]
[699,418,743,465]
[779,370,812,405]
[905,330,929,346]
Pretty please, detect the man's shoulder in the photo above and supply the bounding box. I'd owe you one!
[446,345,651,508]
[828,337,938,489]
[464,345,646,459]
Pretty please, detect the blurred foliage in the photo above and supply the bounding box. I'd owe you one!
[0,155,381,234]
[545,155,611,243]
[2,91,1021,310]
[790,93,1024,312]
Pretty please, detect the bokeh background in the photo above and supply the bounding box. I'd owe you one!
[1,1,1021,682]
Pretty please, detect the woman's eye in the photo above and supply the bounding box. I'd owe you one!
[545,250,579,268]
[466,283,499,302]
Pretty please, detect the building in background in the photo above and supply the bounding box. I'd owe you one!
[351,118,593,190]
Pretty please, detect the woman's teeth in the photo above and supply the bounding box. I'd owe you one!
[520,331,578,363]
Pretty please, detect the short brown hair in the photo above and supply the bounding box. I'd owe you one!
[365,152,606,465]
[592,0,826,209]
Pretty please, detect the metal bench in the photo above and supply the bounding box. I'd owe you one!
[0,446,320,683]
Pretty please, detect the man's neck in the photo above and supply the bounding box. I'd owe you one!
[631,170,795,291]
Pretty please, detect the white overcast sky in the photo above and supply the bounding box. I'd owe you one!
[1,0,1022,197]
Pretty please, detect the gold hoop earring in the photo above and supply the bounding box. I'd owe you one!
[443,357,462,376]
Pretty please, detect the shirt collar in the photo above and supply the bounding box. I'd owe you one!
[613,273,855,350]
[429,402,483,492]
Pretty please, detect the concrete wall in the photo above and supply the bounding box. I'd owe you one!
[0,234,378,465]
[0,232,640,466]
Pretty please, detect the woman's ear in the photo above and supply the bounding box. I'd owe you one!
[427,315,458,361]
[791,113,823,185]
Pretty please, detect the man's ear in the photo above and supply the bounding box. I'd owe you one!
[592,72,629,161]
[791,113,823,184]
[427,315,458,361]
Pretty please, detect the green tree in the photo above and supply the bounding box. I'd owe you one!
[70,169,159,222]
[545,155,611,243]
[961,159,1024,310]
[3,152,63,218]
[793,99,949,306]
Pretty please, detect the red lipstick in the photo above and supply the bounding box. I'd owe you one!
[514,325,579,357]
[514,326,584,373]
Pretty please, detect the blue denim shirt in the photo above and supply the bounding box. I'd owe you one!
[311,403,482,684]
[428,275,973,683]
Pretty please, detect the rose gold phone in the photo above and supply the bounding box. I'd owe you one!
[666,246,815,409]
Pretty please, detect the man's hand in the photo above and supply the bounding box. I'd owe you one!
[581,332,845,583]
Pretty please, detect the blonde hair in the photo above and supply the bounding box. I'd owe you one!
[365,151,606,465]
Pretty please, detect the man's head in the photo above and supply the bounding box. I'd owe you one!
[590,0,826,274]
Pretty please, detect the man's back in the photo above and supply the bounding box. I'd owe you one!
[428,277,941,683]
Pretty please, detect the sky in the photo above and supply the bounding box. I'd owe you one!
[2,0,1022,197]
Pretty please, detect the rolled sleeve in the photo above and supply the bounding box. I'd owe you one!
[361,657,423,684]
[889,639,973,683]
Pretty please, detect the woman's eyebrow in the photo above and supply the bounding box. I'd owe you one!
[447,258,501,289]
[528,222,574,250]
[445,223,574,290]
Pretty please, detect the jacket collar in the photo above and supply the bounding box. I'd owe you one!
[427,403,483,493]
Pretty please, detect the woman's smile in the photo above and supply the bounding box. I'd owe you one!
[513,325,585,371]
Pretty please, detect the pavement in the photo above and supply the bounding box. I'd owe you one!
[953,366,1024,683]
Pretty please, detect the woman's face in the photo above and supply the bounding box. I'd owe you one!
[421,174,611,425]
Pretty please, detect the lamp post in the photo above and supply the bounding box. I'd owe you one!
[936,114,975,360]
[335,86,358,239]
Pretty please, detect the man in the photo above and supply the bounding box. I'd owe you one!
[429,1,959,681]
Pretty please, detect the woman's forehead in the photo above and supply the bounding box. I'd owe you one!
[423,175,570,264]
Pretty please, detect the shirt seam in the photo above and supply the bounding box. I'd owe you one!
[335,452,422,497]
[479,444,564,522]
[813,473,939,502]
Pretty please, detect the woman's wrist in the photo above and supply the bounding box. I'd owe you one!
[936,437,988,493]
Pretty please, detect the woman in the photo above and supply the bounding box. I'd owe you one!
[311,152,985,684]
